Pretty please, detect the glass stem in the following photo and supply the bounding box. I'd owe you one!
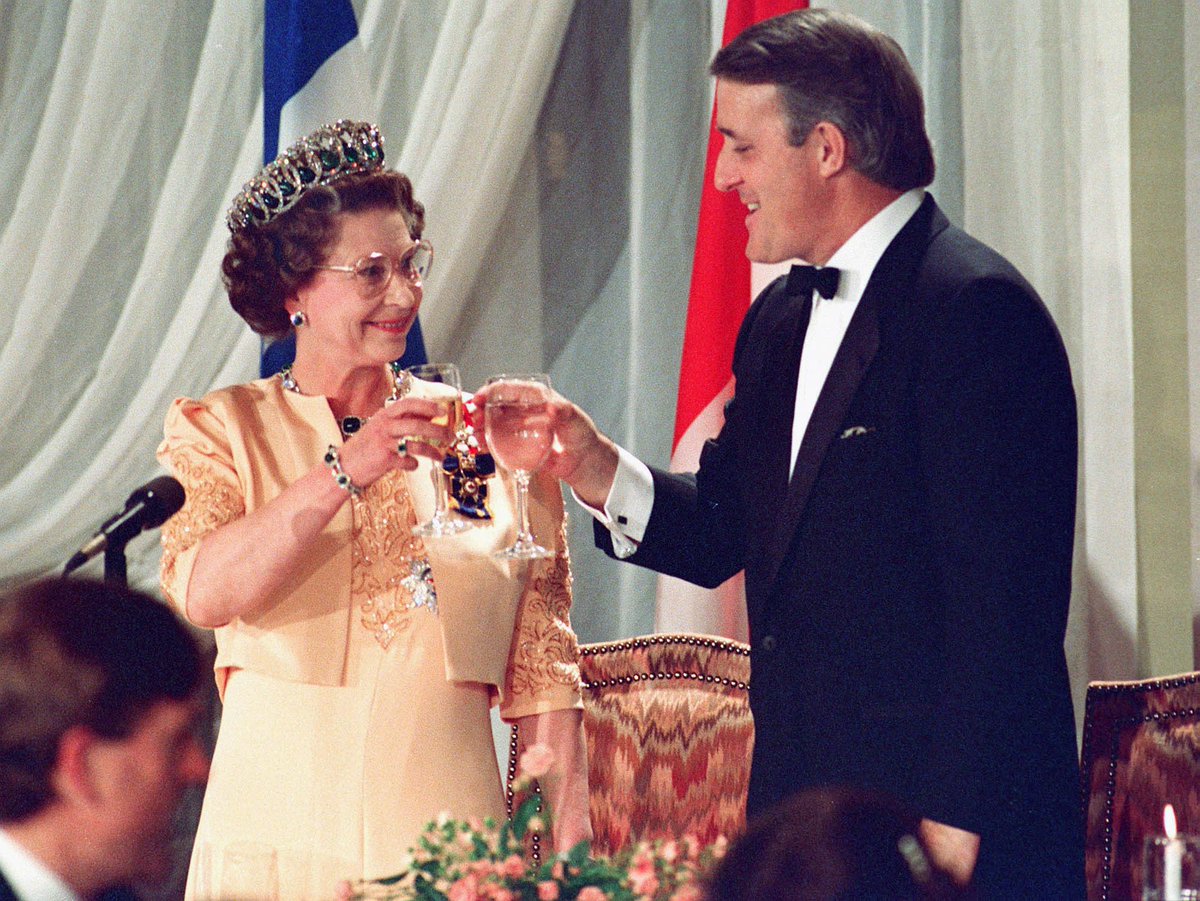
[430,459,448,518]
[514,470,533,541]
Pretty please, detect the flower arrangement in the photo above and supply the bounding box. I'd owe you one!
[339,744,726,901]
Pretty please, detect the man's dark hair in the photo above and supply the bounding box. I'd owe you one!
[0,578,203,821]
[710,8,935,191]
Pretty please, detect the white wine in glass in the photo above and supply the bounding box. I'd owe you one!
[484,374,555,560]
[406,362,475,538]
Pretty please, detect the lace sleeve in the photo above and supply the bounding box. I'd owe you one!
[156,397,246,618]
[500,513,583,719]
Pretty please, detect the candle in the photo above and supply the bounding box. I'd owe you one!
[1164,804,1183,900]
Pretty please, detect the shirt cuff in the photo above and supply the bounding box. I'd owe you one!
[571,446,653,559]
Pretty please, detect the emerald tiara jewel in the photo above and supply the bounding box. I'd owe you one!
[226,119,386,233]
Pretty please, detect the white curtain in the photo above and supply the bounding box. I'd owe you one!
[0,0,261,591]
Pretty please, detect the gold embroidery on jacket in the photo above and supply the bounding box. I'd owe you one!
[351,469,435,648]
[160,450,245,612]
[506,517,581,698]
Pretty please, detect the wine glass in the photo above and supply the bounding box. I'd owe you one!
[219,842,279,901]
[483,373,555,560]
[406,362,476,538]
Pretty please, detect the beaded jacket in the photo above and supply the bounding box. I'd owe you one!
[157,374,581,718]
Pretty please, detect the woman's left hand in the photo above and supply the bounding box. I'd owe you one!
[514,709,592,855]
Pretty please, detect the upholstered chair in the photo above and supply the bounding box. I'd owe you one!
[1080,671,1200,901]
[508,633,754,858]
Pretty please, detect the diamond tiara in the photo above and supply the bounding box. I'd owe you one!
[226,119,386,233]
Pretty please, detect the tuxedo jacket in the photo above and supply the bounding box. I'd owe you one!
[598,196,1084,898]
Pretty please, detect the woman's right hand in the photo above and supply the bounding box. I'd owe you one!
[182,396,454,628]
[335,396,455,489]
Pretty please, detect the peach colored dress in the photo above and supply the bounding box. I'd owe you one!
[158,378,581,900]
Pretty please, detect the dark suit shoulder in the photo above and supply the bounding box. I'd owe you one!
[732,272,790,362]
[905,220,1073,370]
[918,220,1039,303]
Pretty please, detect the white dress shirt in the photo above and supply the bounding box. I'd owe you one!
[582,189,926,556]
[788,188,924,475]
[0,829,81,901]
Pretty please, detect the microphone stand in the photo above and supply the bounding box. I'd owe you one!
[62,538,130,585]
[62,475,185,584]
[103,541,129,586]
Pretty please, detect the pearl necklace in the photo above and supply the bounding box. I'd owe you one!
[278,362,410,437]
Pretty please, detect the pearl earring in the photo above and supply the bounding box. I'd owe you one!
[290,310,307,328]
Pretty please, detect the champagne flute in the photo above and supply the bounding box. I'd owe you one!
[219,842,279,901]
[406,362,475,537]
[483,373,555,560]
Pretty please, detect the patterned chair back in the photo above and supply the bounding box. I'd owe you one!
[577,633,753,855]
[1080,671,1200,901]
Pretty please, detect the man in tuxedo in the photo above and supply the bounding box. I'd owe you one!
[0,578,208,901]
[535,9,1083,898]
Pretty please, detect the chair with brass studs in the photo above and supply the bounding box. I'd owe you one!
[1080,671,1200,901]
[508,633,754,857]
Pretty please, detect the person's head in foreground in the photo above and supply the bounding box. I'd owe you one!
[706,786,973,901]
[0,577,207,899]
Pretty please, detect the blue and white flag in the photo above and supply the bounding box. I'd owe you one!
[260,0,427,376]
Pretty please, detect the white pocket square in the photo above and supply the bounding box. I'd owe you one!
[839,425,876,440]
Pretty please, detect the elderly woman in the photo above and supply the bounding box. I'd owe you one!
[158,121,588,898]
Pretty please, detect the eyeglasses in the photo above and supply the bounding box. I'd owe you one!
[314,240,434,297]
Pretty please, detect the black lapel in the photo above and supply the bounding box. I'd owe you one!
[758,290,815,505]
[758,196,943,593]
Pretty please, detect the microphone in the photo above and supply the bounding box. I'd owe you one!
[64,476,186,575]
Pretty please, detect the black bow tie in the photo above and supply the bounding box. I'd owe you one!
[787,264,841,300]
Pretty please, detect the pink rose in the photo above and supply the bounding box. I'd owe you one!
[577,888,608,901]
[448,875,480,901]
[670,885,704,901]
[537,882,561,901]
[628,850,659,897]
[501,854,526,879]
[467,860,494,878]
[630,851,655,876]
[519,743,555,778]
[629,870,659,897]
[711,836,729,859]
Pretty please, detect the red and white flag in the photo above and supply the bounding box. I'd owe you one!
[655,0,805,641]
